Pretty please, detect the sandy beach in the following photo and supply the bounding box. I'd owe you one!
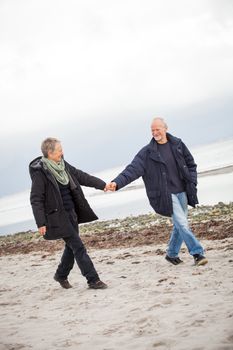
[1,235,233,350]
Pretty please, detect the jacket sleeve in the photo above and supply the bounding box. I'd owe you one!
[30,172,47,228]
[112,149,146,190]
[182,142,197,185]
[66,163,106,190]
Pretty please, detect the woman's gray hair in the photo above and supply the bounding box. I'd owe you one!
[41,137,61,158]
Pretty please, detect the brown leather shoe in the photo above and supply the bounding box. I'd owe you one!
[54,274,72,289]
[88,280,108,289]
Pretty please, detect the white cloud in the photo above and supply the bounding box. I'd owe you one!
[0,0,233,136]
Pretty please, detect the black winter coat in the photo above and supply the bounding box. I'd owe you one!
[29,157,106,240]
[112,133,198,217]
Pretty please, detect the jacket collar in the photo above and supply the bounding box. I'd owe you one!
[148,133,181,151]
[148,133,181,162]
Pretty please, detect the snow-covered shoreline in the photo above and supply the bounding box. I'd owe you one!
[0,139,232,236]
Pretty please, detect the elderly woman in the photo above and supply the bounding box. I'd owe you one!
[29,137,107,290]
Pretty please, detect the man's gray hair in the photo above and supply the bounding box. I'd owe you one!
[152,117,168,129]
[41,137,61,158]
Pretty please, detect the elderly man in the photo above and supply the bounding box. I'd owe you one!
[107,118,208,266]
[29,137,107,289]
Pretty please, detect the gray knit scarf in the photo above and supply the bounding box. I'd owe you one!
[42,157,69,185]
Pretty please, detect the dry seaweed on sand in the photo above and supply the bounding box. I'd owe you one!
[0,202,232,256]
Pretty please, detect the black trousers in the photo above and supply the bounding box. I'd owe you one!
[55,209,99,284]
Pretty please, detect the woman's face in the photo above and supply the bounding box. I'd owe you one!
[48,142,63,163]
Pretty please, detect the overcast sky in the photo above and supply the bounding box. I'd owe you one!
[0,0,233,196]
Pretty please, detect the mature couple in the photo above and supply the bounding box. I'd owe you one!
[29,117,208,290]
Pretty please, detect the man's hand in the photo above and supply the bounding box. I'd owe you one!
[38,226,46,236]
[104,182,117,192]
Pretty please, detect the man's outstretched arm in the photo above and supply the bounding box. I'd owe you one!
[105,149,146,191]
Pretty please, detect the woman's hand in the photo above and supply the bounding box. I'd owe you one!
[38,226,46,235]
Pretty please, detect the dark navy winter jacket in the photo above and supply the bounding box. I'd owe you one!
[112,133,198,217]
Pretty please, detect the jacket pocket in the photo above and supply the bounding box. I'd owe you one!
[46,210,59,228]
[186,182,198,207]
[147,190,161,198]
[147,190,161,206]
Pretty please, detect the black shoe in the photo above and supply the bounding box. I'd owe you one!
[193,254,208,266]
[88,280,108,289]
[54,274,73,289]
[165,255,183,265]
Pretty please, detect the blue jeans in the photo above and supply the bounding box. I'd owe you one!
[167,192,204,258]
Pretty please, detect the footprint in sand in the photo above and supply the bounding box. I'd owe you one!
[136,317,149,325]
[162,298,173,305]
[190,319,205,327]
[1,344,29,350]
[227,334,233,343]
[102,324,122,335]
[0,302,21,306]
[153,341,167,348]
[0,288,12,293]
[147,304,162,311]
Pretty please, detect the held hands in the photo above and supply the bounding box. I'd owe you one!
[104,182,117,192]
